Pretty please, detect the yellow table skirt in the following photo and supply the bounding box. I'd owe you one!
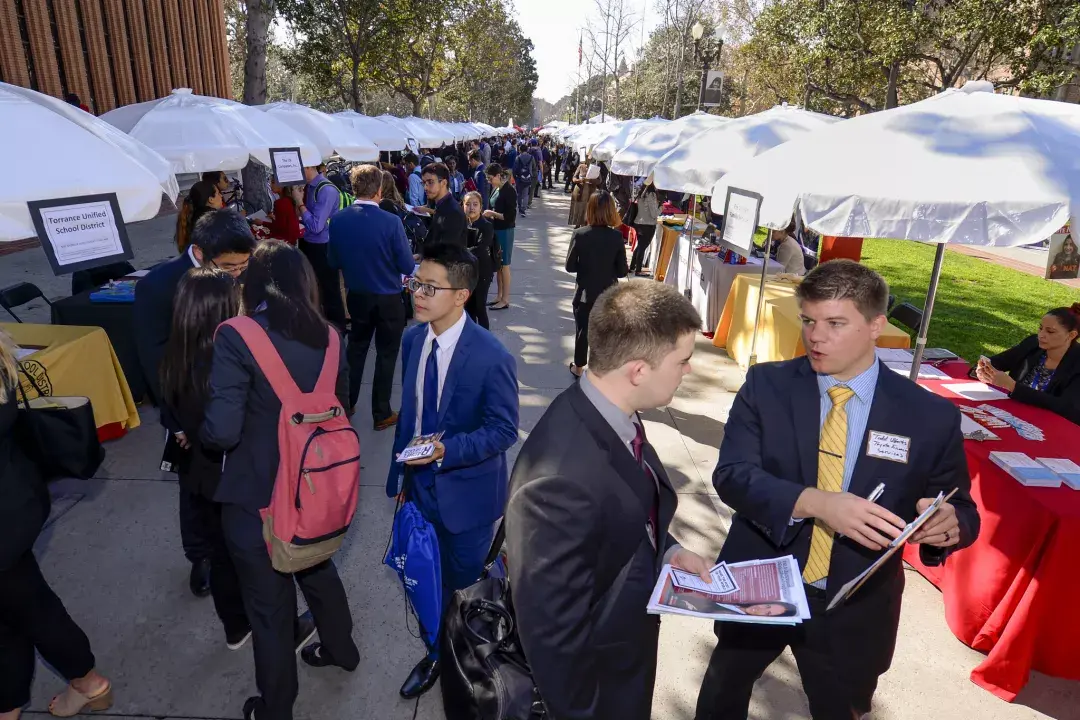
[2,323,140,431]
[713,274,911,366]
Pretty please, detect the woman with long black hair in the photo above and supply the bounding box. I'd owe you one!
[201,241,359,720]
[0,330,113,719]
[175,180,223,253]
[159,268,249,648]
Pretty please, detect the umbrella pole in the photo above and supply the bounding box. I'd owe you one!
[748,232,772,366]
[683,195,697,298]
[908,242,945,382]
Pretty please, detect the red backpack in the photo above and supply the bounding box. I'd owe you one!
[222,317,361,573]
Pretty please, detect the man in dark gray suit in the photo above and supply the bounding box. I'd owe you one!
[505,281,712,720]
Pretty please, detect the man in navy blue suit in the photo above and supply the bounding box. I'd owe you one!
[385,242,519,699]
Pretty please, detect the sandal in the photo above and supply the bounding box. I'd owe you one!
[491,303,511,311]
[48,681,113,717]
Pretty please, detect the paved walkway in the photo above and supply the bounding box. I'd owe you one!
[15,189,1077,719]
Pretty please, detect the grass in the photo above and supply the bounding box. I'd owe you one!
[860,239,1080,363]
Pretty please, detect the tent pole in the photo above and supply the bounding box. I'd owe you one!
[908,242,945,382]
[683,195,697,298]
[748,231,772,366]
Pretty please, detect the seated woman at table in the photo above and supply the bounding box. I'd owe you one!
[175,180,223,253]
[771,219,806,276]
[976,303,1080,425]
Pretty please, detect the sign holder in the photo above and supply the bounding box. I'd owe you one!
[722,187,766,365]
[269,146,305,186]
[27,193,133,276]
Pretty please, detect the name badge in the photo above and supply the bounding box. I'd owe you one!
[867,431,910,464]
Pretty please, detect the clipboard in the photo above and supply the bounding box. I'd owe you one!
[827,488,959,611]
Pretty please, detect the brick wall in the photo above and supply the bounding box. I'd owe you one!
[0,0,231,113]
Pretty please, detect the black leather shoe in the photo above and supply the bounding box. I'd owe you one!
[300,642,357,671]
[399,656,440,699]
[242,696,261,720]
[294,611,317,654]
[189,558,211,598]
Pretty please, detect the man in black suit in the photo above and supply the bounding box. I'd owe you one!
[134,209,256,598]
[506,281,713,720]
[418,162,467,247]
[694,260,981,720]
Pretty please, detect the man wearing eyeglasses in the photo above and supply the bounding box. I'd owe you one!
[417,162,468,248]
[386,243,519,700]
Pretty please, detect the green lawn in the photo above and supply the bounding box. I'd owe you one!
[860,239,1080,363]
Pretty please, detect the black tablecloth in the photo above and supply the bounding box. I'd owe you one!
[51,291,145,403]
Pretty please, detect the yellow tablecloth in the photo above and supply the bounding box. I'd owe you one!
[712,274,911,366]
[2,323,140,431]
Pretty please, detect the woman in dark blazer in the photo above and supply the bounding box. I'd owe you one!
[565,190,629,378]
[463,191,499,329]
[976,304,1080,425]
[0,335,114,718]
[201,241,359,720]
[483,164,517,311]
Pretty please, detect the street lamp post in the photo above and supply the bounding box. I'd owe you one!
[692,21,725,112]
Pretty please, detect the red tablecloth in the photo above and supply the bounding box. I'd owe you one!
[902,360,1080,701]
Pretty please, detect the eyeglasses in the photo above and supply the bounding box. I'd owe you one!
[407,277,464,298]
[421,178,443,188]
[212,258,249,274]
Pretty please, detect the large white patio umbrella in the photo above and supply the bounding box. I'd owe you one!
[1,81,178,241]
[609,111,729,178]
[336,111,413,152]
[256,102,378,161]
[653,106,841,194]
[376,115,426,151]
[401,116,453,148]
[714,81,1080,375]
[590,117,669,164]
[102,88,321,173]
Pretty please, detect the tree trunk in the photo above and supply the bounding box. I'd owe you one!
[241,0,273,214]
[885,61,899,109]
[412,97,423,115]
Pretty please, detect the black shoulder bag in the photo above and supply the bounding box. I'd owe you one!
[15,364,105,480]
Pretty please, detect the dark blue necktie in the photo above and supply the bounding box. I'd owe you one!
[421,338,439,435]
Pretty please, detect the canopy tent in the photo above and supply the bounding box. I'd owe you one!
[609,111,729,178]
[585,113,621,124]
[396,116,453,148]
[334,111,412,152]
[256,102,378,162]
[566,121,628,154]
[652,106,841,194]
[714,81,1080,376]
[101,88,321,173]
[1,81,178,241]
[590,117,670,164]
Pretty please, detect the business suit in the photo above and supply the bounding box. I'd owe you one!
[695,357,980,720]
[465,216,497,329]
[133,250,211,565]
[565,226,629,368]
[506,379,678,720]
[385,314,518,643]
[985,335,1080,425]
[426,194,467,248]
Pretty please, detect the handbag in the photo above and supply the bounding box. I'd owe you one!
[15,365,104,480]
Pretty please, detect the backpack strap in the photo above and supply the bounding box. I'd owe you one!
[314,327,341,395]
[221,316,303,404]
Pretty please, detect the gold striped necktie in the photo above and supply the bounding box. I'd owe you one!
[802,385,856,585]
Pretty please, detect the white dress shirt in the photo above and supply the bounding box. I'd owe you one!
[414,310,468,438]
[187,244,199,267]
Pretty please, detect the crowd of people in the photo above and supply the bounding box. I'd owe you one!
[6,123,1080,720]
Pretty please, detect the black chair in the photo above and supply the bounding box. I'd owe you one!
[888,301,923,331]
[887,294,897,312]
[0,282,52,323]
[70,261,136,295]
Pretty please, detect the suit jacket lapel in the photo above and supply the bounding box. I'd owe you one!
[400,329,422,445]
[790,358,821,489]
[437,317,475,427]
[642,442,677,565]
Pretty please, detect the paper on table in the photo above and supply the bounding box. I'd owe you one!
[942,382,1009,401]
[827,489,958,611]
[875,348,914,363]
[13,347,36,360]
[960,413,999,441]
[671,563,739,595]
[247,210,269,222]
[126,269,150,278]
[885,362,951,380]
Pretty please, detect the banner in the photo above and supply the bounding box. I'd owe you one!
[1045,221,1078,280]
[703,70,725,107]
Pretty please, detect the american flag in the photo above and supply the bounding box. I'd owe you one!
[578,32,583,66]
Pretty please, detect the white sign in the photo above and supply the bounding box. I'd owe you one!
[28,194,133,275]
[703,70,725,107]
[721,187,763,253]
[269,146,305,186]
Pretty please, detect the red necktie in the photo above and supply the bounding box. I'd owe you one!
[632,423,660,542]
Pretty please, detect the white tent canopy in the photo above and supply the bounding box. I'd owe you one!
[713,82,1080,246]
[591,117,670,164]
[256,102,378,162]
[653,106,841,194]
[585,113,621,124]
[101,88,321,173]
[609,111,729,178]
[334,111,412,152]
[1,81,178,241]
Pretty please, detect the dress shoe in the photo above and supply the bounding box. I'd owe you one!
[300,642,357,671]
[399,656,440,699]
[242,696,261,720]
[374,412,399,432]
[189,558,211,598]
[295,611,317,654]
[226,625,253,651]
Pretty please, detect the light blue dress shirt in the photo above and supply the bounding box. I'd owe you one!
[816,360,880,492]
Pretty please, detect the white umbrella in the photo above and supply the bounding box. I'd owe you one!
[377,115,426,151]
[256,102,378,161]
[585,113,621,124]
[1,81,178,241]
[401,116,453,148]
[101,88,321,173]
[653,106,841,194]
[337,112,412,152]
[609,111,729,178]
[715,81,1080,375]
[591,117,670,163]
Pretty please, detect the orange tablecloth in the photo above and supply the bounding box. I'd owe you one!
[903,361,1080,700]
[711,274,910,365]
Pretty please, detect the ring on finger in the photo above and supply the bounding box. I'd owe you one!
[944,529,951,542]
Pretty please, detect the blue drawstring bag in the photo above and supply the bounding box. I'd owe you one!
[385,500,443,651]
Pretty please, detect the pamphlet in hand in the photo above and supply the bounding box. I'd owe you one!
[671,562,739,595]
[826,488,958,611]
[648,555,810,626]
[395,432,444,463]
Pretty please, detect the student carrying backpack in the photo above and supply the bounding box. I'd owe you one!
[314,178,356,210]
